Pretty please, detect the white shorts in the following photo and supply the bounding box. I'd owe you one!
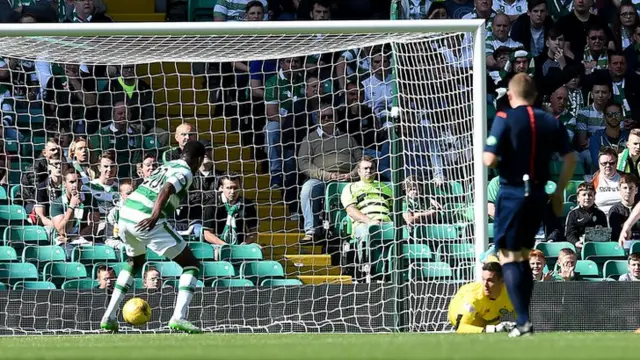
[118,219,187,260]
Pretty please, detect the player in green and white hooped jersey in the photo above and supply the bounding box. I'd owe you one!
[100,141,206,334]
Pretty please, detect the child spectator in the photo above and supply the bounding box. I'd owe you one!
[551,248,583,281]
[529,249,552,281]
[96,265,115,290]
[608,174,640,242]
[565,182,608,250]
[402,175,441,227]
[143,266,162,290]
[618,253,640,281]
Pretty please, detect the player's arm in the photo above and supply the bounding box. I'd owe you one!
[483,112,508,168]
[620,201,640,245]
[135,183,176,232]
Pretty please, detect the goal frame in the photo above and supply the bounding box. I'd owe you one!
[0,19,488,280]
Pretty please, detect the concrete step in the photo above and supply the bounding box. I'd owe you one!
[258,220,299,232]
[149,74,196,90]
[154,89,210,105]
[263,245,323,259]
[109,13,165,22]
[243,175,271,190]
[104,0,155,14]
[214,160,262,175]
[256,204,288,218]
[210,147,251,162]
[167,117,233,133]
[257,233,304,247]
[284,255,332,267]
[157,104,216,118]
[137,62,194,76]
[297,275,353,285]
[285,266,342,277]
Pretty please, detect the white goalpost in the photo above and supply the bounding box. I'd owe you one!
[0,20,487,334]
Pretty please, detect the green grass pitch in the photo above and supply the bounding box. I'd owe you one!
[0,332,639,359]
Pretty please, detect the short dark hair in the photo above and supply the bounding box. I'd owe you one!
[181,140,206,159]
[620,173,638,186]
[218,171,242,188]
[482,262,503,279]
[311,0,331,9]
[97,265,115,275]
[245,0,264,11]
[358,155,377,169]
[577,181,596,195]
[100,149,116,162]
[63,167,81,179]
[598,146,618,160]
[629,253,640,263]
[546,26,562,40]
[608,49,626,61]
[528,0,546,11]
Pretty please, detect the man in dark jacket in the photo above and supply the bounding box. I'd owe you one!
[510,0,554,57]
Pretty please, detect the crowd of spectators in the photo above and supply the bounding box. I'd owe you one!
[1,0,640,285]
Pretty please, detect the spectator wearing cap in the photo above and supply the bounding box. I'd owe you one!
[163,123,197,163]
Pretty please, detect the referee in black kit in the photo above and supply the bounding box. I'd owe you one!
[483,73,577,337]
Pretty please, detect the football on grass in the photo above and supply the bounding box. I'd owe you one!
[122,297,152,326]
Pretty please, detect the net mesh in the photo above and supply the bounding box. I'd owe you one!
[0,29,479,334]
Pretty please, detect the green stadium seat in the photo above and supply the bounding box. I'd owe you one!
[200,261,235,284]
[143,261,183,278]
[563,202,575,217]
[42,262,88,286]
[211,278,253,287]
[436,243,474,262]
[582,277,607,282]
[0,246,17,262]
[8,185,20,203]
[603,260,628,279]
[581,242,626,270]
[414,225,459,240]
[3,226,49,248]
[0,263,39,284]
[143,134,159,150]
[575,260,600,278]
[0,186,7,201]
[162,279,205,288]
[145,248,166,261]
[189,242,216,261]
[260,279,303,286]
[630,241,640,254]
[412,261,453,280]
[60,278,98,290]
[22,245,66,269]
[488,223,494,240]
[240,261,285,285]
[133,278,146,289]
[573,162,585,179]
[0,282,5,290]
[189,0,217,21]
[0,205,27,223]
[401,244,433,262]
[219,244,263,263]
[71,245,117,265]
[564,180,581,202]
[324,182,350,233]
[12,281,56,290]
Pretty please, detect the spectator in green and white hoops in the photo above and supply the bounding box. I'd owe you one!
[214,0,269,21]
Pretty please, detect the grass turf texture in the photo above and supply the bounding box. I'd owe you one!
[0,332,639,359]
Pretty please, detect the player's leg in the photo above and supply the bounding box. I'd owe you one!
[100,221,147,332]
[493,187,534,335]
[146,222,202,334]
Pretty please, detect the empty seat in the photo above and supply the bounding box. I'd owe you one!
[581,242,626,270]
[402,244,433,262]
[260,279,303,286]
[22,245,66,269]
[211,278,254,287]
[0,205,27,224]
[162,279,204,288]
[603,260,629,279]
[71,245,117,265]
[143,261,183,278]
[0,282,5,290]
[3,225,49,248]
[0,246,17,262]
[200,261,235,284]
[12,281,56,290]
[42,262,88,286]
[575,260,600,278]
[189,242,216,261]
[436,243,474,262]
[0,263,39,284]
[412,261,453,280]
[414,225,459,240]
[219,244,263,263]
[240,261,285,285]
[61,278,98,290]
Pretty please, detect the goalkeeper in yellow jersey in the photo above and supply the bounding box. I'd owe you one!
[448,261,515,334]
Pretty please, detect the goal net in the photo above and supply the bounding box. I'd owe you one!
[0,21,487,334]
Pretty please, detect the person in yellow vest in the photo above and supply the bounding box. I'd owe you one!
[448,261,516,333]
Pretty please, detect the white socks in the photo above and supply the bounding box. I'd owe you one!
[103,268,133,321]
[172,267,199,321]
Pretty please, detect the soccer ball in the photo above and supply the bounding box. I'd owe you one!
[122,297,152,326]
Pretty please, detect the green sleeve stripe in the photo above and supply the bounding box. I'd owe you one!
[178,286,195,293]
[114,283,129,293]
[183,267,200,276]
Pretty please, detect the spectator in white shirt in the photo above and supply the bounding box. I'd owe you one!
[361,53,393,120]
[492,0,527,21]
[486,13,524,70]
[592,147,623,216]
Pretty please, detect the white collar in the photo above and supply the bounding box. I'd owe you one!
[316,126,340,138]
[109,123,133,134]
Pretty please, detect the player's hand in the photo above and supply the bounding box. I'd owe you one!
[70,193,82,208]
[550,193,563,217]
[485,321,516,333]
[136,216,159,232]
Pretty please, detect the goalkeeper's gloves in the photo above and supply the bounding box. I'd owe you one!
[485,321,516,333]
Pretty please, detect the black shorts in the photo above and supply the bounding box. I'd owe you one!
[493,185,547,251]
